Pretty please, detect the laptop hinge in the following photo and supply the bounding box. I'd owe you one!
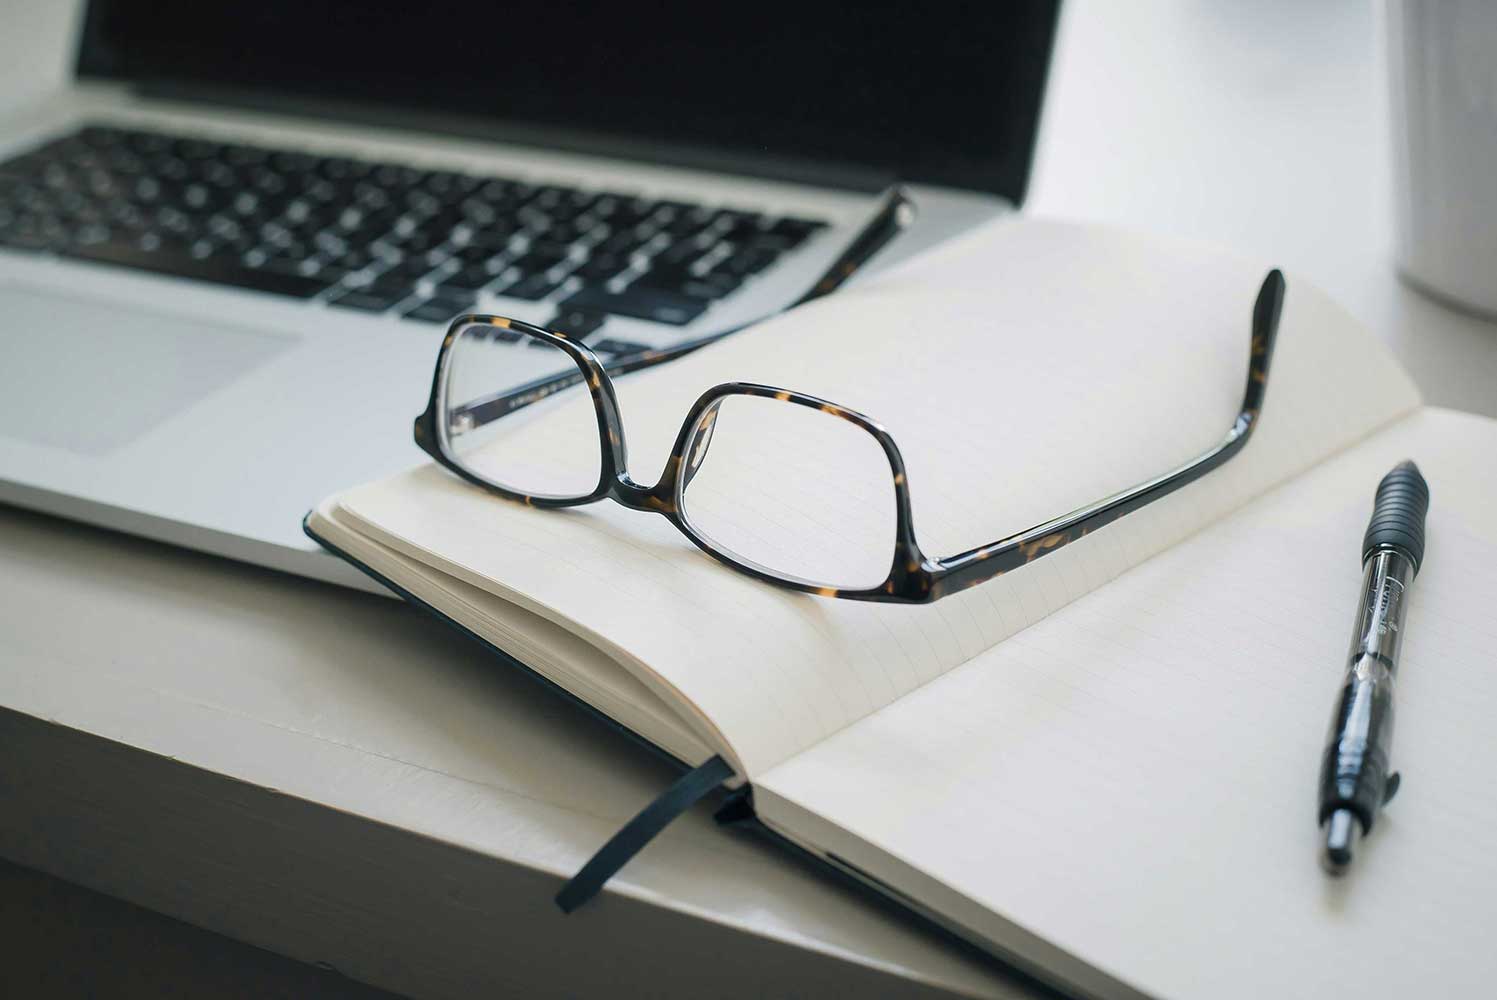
[131,83,897,195]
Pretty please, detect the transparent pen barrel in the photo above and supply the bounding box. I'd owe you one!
[1319,549,1414,831]
[1346,549,1415,671]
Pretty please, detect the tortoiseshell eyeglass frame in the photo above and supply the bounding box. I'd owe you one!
[414,268,1286,604]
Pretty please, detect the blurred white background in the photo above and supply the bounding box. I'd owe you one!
[1027,1,1497,417]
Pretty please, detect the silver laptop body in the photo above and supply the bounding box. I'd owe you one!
[0,2,1058,591]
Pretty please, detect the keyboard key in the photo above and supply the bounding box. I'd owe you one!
[596,227,652,257]
[353,272,419,300]
[465,225,519,251]
[396,230,446,254]
[280,259,345,285]
[636,261,740,298]
[502,273,567,300]
[766,216,826,244]
[63,239,329,297]
[447,242,499,265]
[328,288,407,312]
[700,267,744,294]
[544,308,607,340]
[528,237,577,257]
[325,246,375,271]
[318,156,364,180]
[548,216,610,243]
[375,257,438,285]
[653,238,715,268]
[637,276,737,301]
[718,246,779,276]
[508,248,571,276]
[601,199,659,230]
[403,295,475,324]
[369,164,420,189]
[472,178,522,203]
[559,285,707,326]
[572,253,630,283]
[659,210,712,238]
[590,338,651,357]
[438,264,499,292]
[709,209,764,240]
[579,193,623,218]
[526,185,578,210]
[423,169,481,197]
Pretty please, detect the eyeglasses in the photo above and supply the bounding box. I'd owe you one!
[415,232,1285,604]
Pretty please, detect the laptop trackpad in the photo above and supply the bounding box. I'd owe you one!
[0,288,294,456]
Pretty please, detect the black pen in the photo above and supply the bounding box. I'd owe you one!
[1319,460,1430,874]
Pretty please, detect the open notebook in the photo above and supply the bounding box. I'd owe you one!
[307,219,1497,999]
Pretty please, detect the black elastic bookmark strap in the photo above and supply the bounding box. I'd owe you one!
[555,754,734,913]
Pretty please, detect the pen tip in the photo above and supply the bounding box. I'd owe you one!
[1320,809,1361,876]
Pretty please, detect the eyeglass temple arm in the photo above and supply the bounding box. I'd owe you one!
[928,269,1286,599]
[446,187,915,431]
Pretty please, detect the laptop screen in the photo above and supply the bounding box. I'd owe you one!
[76,1,1058,203]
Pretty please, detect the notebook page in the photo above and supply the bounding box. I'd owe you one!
[334,218,1419,777]
[756,408,1497,1000]
[307,499,715,765]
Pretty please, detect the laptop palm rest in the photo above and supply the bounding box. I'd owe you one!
[0,287,293,456]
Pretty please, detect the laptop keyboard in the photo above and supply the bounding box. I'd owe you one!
[0,123,828,335]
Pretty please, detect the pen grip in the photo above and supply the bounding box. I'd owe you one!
[1318,673,1395,830]
[1362,460,1429,571]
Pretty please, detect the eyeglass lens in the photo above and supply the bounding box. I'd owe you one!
[678,393,897,590]
[441,323,603,500]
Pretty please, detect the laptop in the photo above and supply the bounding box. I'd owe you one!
[0,2,1059,592]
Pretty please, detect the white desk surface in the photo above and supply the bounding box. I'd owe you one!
[2,2,1494,998]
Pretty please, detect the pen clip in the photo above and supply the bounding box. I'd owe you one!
[1383,771,1401,805]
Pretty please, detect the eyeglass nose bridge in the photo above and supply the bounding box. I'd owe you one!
[609,474,675,514]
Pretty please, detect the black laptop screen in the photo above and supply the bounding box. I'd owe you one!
[76,1,1058,202]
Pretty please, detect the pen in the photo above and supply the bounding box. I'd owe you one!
[1319,460,1430,875]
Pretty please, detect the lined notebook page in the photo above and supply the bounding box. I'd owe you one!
[756,408,1497,1000]
[308,498,716,765]
[333,219,1420,776]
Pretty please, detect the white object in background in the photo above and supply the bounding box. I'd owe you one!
[1387,0,1497,317]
